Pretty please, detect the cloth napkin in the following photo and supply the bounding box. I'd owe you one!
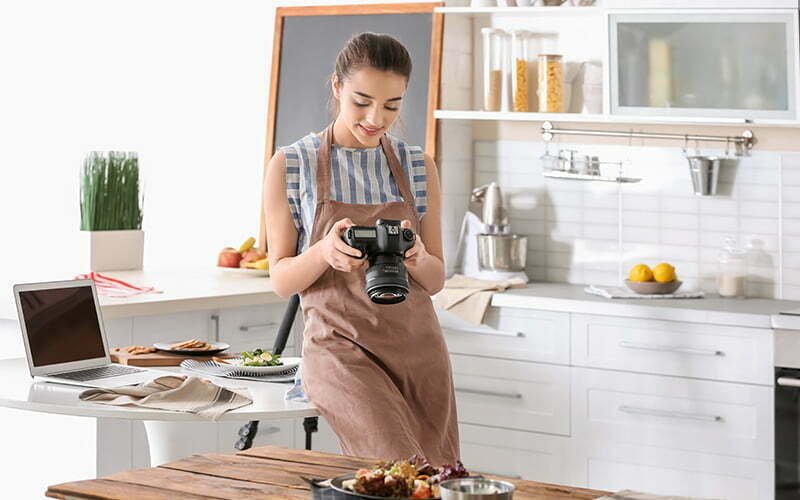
[434,274,527,325]
[79,375,251,421]
[75,271,162,298]
[585,284,705,300]
[595,490,718,500]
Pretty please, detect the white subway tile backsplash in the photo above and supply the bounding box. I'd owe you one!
[700,215,738,232]
[455,140,793,297]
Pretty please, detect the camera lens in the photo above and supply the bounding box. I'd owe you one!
[365,254,410,304]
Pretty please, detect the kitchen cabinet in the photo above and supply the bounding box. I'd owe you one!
[440,300,778,498]
[609,10,799,120]
[571,313,774,385]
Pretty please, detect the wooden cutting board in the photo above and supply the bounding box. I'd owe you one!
[110,348,235,367]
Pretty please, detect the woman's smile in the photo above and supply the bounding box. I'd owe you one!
[358,124,383,137]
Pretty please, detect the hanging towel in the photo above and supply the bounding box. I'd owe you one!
[75,271,162,298]
[434,274,526,325]
[79,375,251,421]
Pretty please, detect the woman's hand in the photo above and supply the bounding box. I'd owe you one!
[401,219,429,271]
[321,218,367,272]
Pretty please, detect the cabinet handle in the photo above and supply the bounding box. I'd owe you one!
[211,314,220,342]
[451,327,525,339]
[618,340,724,357]
[618,405,723,422]
[777,377,800,388]
[455,387,523,399]
[239,322,277,332]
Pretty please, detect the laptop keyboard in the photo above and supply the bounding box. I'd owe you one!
[55,364,145,382]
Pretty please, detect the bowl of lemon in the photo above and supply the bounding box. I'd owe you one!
[625,262,681,295]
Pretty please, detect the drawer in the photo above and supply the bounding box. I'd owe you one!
[218,303,298,345]
[571,314,773,384]
[573,440,773,500]
[451,354,569,436]
[132,311,213,345]
[439,307,570,364]
[572,367,773,460]
[459,423,570,484]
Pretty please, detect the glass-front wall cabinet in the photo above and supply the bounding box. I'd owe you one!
[609,11,798,120]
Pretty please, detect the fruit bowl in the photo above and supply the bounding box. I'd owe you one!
[625,279,682,295]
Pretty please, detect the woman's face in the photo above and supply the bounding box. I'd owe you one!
[332,66,407,148]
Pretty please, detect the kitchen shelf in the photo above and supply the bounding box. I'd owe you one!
[543,170,641,183]
[433,6,602,16]
[433,109,800,128]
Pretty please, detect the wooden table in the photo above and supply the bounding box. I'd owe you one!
[46,446,610,499]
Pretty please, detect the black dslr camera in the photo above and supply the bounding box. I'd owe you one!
[342,219,415,304]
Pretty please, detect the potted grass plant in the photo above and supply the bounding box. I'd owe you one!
[80,151,144,271]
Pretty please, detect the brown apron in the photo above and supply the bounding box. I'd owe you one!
[299,123,460,466]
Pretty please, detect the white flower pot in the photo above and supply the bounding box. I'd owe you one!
[82,229,144,271]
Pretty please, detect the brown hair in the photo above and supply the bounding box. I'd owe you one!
[328,32,412,120]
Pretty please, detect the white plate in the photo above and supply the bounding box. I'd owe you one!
[216,266,268,277]
[222,356,301,374]
[153,341,230,355]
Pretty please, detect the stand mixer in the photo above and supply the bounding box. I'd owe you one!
[455,182,529,283]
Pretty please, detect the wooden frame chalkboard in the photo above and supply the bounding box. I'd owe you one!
[259,2,444,250]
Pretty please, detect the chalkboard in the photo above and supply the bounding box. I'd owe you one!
[260,3,443,248]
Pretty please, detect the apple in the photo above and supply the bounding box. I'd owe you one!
[217,247,243,268]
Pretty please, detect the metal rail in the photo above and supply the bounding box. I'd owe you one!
[541,121,755,155]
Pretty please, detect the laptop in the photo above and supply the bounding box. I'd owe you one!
[14,279,166,388]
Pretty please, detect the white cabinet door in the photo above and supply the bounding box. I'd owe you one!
[571,314,773,385]
[572,367,773,461]
[132,310,214,346]
[459,423,571,485]
[440,307,570,364]
[307,415,342,455]
[451,354,570,436]
[572,440,774,500]
[217,302,300,355]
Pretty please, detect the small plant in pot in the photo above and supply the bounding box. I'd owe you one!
[80,151,145,271]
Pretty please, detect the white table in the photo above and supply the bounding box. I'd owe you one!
[0,358,319,465]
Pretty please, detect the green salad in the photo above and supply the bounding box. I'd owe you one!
[240,348,283,367]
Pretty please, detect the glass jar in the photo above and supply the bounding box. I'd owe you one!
[482,28,508,112]
[510,30,535,112]
[718,237,746,298]
[538,54,564,113]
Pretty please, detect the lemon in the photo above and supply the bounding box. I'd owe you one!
[653,262,677,283]
[628,263,654,282]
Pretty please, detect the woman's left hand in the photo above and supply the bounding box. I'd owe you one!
[401,219,429,270]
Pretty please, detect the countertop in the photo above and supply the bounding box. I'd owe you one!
[5,268,800,330]
[1,268,284,321]
[492,282,800,330]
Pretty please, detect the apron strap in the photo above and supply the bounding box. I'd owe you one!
[314,123,335,204]
[380,134,416,206]
[315,122,416,206]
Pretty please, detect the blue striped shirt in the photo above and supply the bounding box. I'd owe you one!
[282,132,428,252]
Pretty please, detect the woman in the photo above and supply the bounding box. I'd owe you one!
[263,32,459,465]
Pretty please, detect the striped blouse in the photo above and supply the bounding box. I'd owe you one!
[281,131,428,253]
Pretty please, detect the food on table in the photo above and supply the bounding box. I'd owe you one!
[628,263,654,282]
[115,346,156,355]
[628,262,677,283]
[238,236,256,254]
[340,456,469,499]
[217,237,268,272]
[239,348,282,367]
[652,262,677,283]
[170,338,213,351]
[217,247,243,268]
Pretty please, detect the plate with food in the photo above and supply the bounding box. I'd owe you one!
[329,457,470,499]
[214,349,301,375]
[153,338,230,355]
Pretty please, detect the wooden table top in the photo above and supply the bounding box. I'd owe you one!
[46,446,610,499]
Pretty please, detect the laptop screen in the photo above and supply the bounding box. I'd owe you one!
[18,285,106,367]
